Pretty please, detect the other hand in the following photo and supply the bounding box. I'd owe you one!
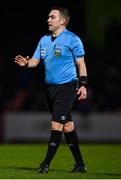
[77,86,87,100]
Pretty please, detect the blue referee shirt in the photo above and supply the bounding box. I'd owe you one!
[32,29,85,85]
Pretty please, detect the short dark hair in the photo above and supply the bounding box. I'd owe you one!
[50,6,70,26]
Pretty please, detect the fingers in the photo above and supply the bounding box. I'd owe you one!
[77,87,87,100]
[15,55,24,60]
[26,56,29,60]
[78,92,87,100]
[14,55,28,66]
[15,60,26,66]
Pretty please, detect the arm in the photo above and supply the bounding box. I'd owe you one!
[76,57,87,100]
[15,55,40,68]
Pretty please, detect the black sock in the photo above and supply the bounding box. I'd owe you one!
[43,130,62,166]
[64,129,85,166]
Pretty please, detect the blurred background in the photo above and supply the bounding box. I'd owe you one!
[0,0,121,143]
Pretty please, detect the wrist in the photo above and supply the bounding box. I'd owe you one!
[79,76,88,87]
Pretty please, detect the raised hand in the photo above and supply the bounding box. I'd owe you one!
[15,55,29,67]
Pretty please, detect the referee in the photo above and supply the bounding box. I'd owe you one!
[15,6,88,173]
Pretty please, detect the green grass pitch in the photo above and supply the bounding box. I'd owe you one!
[0,143,121,179]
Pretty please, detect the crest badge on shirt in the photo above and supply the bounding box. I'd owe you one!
[55,48,61,58]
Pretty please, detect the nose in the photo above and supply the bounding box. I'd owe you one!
[47,17,51,22]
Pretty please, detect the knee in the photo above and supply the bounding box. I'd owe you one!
[51,121,63,131]
[63,122,74,133]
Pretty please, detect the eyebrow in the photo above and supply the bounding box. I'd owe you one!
[48,15,55,18]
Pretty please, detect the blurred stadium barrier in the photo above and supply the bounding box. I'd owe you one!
[3,112,121,143]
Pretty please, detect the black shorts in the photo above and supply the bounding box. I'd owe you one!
[45,81,77,124]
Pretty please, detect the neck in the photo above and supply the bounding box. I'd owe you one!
[52,27,65,37]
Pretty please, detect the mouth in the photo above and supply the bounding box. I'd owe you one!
[48,23,52,27]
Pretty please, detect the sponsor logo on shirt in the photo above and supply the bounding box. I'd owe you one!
[40,48,46,59]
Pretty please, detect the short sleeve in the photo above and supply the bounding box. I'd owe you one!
[32,40,41,60]
[71,36,85,60]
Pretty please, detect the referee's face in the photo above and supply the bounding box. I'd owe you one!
[47,10,65,32]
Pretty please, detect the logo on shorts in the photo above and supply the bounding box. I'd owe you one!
[55,48,61,58]
[61,116,66,121]
[50,142,56,146]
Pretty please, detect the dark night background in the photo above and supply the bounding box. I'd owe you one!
[0,0,121,113]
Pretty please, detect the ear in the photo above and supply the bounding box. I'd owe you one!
[61,18,66,25]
